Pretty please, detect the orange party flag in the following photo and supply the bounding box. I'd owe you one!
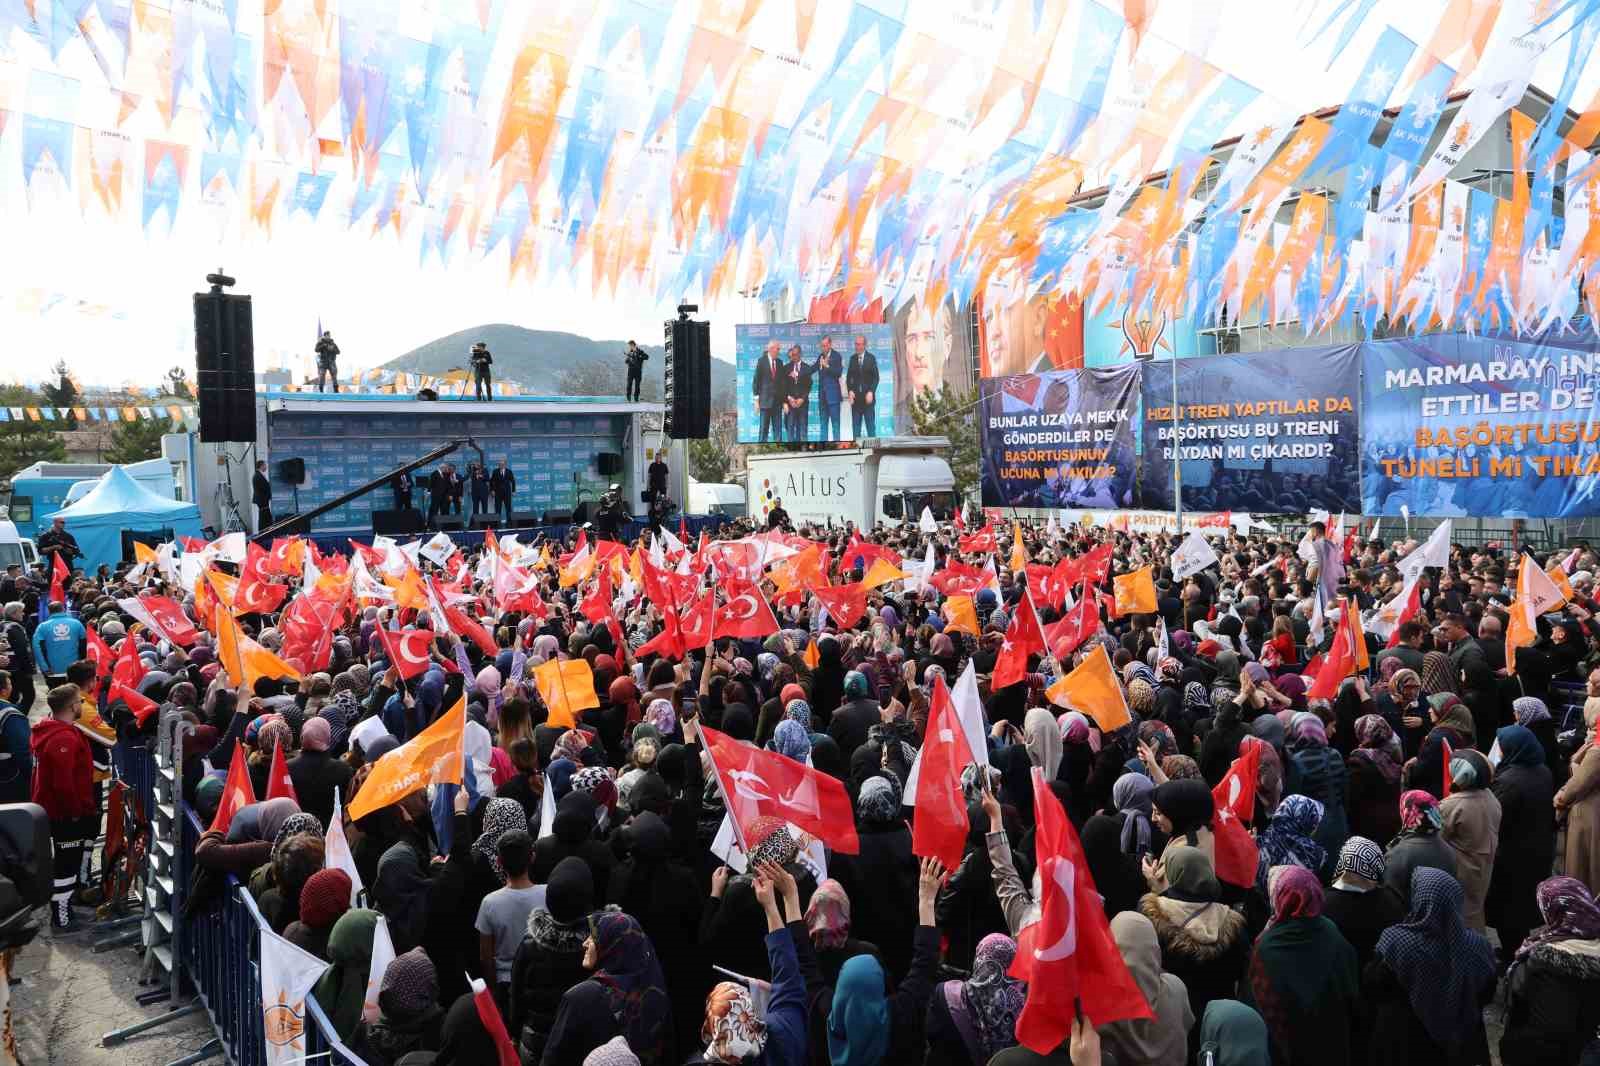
[861,556,909,590]
[1045,644,1131,732]
[803,639,821,670]
[348,695,466,820]
[1009,521,1027,574]
[1112,567,1157,616]
[534,657,600,729]
[942,595,980,636]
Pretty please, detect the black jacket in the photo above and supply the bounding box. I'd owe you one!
[845,350,880,397]
[489,467,516,498]
[828,824,918,981]
[826,697,881,759]
[1500,937,1600,1066]
[286,749,353,832]
[509,909,592,1063]
[252,472,272,507]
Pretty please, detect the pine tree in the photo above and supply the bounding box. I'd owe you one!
[907,384,980,504]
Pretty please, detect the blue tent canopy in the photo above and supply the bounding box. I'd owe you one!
[52,466,202,571]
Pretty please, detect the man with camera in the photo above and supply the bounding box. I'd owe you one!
[624,340,647,402]
[595,483,627,541]
[315,331,340,393]
[471,341,494,400]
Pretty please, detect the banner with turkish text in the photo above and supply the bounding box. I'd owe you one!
[979,365,1139,509]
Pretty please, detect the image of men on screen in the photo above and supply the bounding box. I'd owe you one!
[752,340,785,443]
[783,344,813,442]
[814,336,844,439]
[847,335,880,438]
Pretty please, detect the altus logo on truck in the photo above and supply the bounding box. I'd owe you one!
[759,471,850,514]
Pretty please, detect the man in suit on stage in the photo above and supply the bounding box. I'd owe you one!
[752,339,784,443]
[846,334,880,438]
[814,335,844,440]
[782,343,813,444]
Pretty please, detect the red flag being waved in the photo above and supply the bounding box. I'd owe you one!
[713,584,780,641]
[1043,586,1100,660]
[108,679,160,726]
[112,636,147,690]
[1306,598,1360,701]
[85,625,113,680]
[911,675,974,871]
[840,534,902,571]
[929,561,989,598]
[209,740,257,834]
[699,723,859,855]
[958,524,998,554]
[1010,768,1151,1050]
[266,740,298,803]
[378,628,436,681]
[991,593,1047,690]
[49,551,69,604]
[1441,738,1454,800]
[1025,562,1069,611]
[810,581,869,630]
[1210,738,1262,888]
[1059,542,1114,588]
[469,977,520,1066]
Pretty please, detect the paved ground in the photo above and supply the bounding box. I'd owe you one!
[9,914,216,1066]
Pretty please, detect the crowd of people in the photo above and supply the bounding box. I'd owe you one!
[4,511,1600,1066]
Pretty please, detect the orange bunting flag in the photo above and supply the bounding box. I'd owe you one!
[1111,567,1157,616]
[1045,644,1131,732]
[942,595,980,636]
[534,657,600,729]
[214,605,303,692]
[347,695,466,821]
[1507,553,1566,675]
[803,639,820,670]
[1009,521,1027,573]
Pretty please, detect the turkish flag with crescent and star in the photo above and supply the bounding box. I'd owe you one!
[1210,738,1262,888]
[810,581,869,630]
[1010,767,1151,1050]
[378,627,436,681]
[991,592,1047,689]
[1044,583,1100,660]
[699,723,859,855]
[713,583,780,641]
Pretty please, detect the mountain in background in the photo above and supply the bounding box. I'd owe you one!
[383,323,735,399]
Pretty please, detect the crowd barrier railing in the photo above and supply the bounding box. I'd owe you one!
[126,804,371,1066]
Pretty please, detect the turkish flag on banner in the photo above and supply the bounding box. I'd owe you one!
[210,740,257,834]
[713,584,780,641]
[811,581,869,629]
[700,723,859,855]
[377,628,435,681]
[1010,768,1151,1050]
[911,675,974,871]
[1210,739,1262,888]
[992,593,1048,689]
[266,740,299,803]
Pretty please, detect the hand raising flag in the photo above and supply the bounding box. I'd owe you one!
[700,723,859,855]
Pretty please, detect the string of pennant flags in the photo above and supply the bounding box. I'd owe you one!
[0,404,197,423]
[7,1,1600,335]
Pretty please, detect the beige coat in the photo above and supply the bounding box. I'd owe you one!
[1441,787,1501,932]
[1558,744,1600,893]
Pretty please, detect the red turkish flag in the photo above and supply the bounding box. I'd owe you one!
[700,723,859,855]
[676,593,716,652]
[929,561,988,598]
[112,636,147,690]
[1026,563,1069,611]
[1060,542,1114,588]
[953,506,966,531]
[85,625,113,681]
[1384,580,1422,648]
[811,581,869,630]
[378,628,435,681]
[266,740,298,803]
[209,740,257,835]
[49,551,69,604]
[1044,587,1100,660]
[840,534,902,571]
[713,584,780,641]
[108,679,159,726]
[1307,605,1359,701]
[136,594,200,647]
[1441,737,1453,800]
[578,569,615,624]
[1211,739,1262,888]
[958,525,998,554]
[1011,768,1151,1049]
[992,594,1047,689]
[911,675,974,871]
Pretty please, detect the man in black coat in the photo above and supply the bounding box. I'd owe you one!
[314,331,340,392]
[751,339,784,443]
[845,334,880,438]
[392,473,414,512]
[252,461,273,531]
[429,464,462,525]
[781,343,813,443]
[36,517,80,570]
[1440,612,1500,749]
[490,460,516,523]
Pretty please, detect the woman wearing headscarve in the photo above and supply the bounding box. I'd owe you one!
[1253,795,1329,892]
[1136,846,1249,1049]
[372,788,473,1002]
[287,714,353,832]
[283,867,352,960]
[1421,650,1458,699]
[798,878,880,987]
[608,811,702,1060]
[1364,868,1496,1066]
[1382,790,1457,910]
[1057,711,1099,824]
[251,813,325,933]
[825,671,881,759]
[1558,722,1600,891]
[1199,695,1249,787]
[1021,706,1062,780]
[311,908,381,1044]
[193,796,300,890]
[351,947,445,1066]
[544,912,673,1066]
[1403,725,1454,801]
[1112,772,1162,861]
[1080,813,1149,921]
[830,774,918,982]
[1486,724,1556,958]
[922,932,1026,1066]
[1196,1000,1271,1066]
[1509,695,1566,790]
[1144,780,1215,891]
[809,633,846,723]
[1377,667,1430,760]
[531,791,615,902]
[1321,837,1405,973]
[1099,912,1193,1066]
[1247,716,1286,822]
[509,857,599,1064]
[1246,866,1359,1066]
[1439,748,1500,932]
[1498,876,1600,1066]
[1345,714,1403,845]
[1283,711,1349,861]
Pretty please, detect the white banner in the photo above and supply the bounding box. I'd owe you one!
[1171,530,1221,580]
[260,925,331,1066]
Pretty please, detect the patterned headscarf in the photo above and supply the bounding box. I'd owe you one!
[1398,789,1442,834]
[783,698,812,731]
[805,878,851,950]
[702,982,767,1063]
[320,692,356,750]
[1267,864,1324,923]
[856,776,901,825]
[1421,651,1457,696]
[1183,682,1211,713]
[959,934,1026,1060]
[1512,696,1551,726]
[1058,711,1100,752]
[769,719,812,763]
[1375,868,1497,1046]
[1334,836,1385,885]
[472,798,528,883]
[587,912,672,1065]
[1350,714,1401,784]
[1161,755,1202,781]
[378,947,438,1018]
[1126,678,1156,714]
[1514,875,1600,962]
[1157,656,1183,681]
[748,817,799,867]
[1255,795,1326,892]
[553,728,591,764]
[571,766,617,816]
[272,813,324,857]
[645,698,676,735]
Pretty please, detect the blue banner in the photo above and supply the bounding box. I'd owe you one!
[735,323,894,444]
[979,366,1139,509]
[1139,346,1361,514]
[1361,333,1600,517]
